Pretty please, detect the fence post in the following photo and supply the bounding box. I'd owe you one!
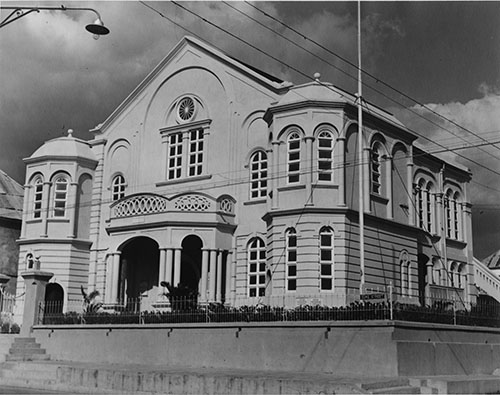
[389,281,393,321]
[20,270,53,337]
[453,300,456,325]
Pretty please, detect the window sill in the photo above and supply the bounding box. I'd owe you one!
[156,174,212,187]
[278,184,306,192]
[370,193,389,204]
[244,199,266,206]
[47,218,70,223]
[313,183,338,190]
[25,218,43,224]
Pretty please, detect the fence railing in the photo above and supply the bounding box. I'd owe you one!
[40,290,500,328]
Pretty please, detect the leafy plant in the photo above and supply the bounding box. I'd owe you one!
[81,286,103,314]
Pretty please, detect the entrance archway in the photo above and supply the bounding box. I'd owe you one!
[180,235,203,293]
[45,283,64,314]
[119,237,159,300]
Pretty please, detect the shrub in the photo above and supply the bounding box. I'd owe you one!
[10,322,20,334]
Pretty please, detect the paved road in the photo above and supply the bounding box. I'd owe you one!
[0,387,67,394]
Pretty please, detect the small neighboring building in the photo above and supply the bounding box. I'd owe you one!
[0,169,23,295]
[14,36,477,321]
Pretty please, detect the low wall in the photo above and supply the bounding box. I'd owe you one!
[31,321,500,378]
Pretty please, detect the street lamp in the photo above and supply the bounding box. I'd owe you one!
[0,5,110,38]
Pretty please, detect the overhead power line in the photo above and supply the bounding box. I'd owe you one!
[244,1,500,155]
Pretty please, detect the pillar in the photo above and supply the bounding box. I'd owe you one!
[216,250,223,302]
[209,249,217,301]
[271,141,280,210]
[173,249,181,287]
[304,136,314,206]
[158,248,167,294]
[104,254,113,304]
[363,147,371,213]
[110,252,121,304]
[67,182,78,238]
[165,248,173,285]
[425,261,433,303]
[406,150,414,226]
[21,270,53,336]
[200,249,209,302]
[337,137,346,206]
[41,181,51,237]
[20,184,30,238]
[225,251,233,304]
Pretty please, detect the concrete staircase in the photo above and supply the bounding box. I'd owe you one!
[0,334,15,362]
[6,336,50,361]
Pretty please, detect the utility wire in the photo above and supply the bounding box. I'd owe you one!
[244,1,500,155]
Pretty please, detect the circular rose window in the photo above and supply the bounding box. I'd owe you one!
[177,97,196,122]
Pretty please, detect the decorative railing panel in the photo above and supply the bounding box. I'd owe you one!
[113,195,169,218]
[173,195,211,211]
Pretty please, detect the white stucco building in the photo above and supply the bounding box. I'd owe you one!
[14,36,476,319]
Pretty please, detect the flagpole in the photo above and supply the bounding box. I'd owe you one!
[357,0,365,294]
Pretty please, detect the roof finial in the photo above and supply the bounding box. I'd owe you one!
[67,129,74,138]
[314,72,321,81]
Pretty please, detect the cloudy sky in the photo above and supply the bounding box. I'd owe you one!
[1,1,500,259]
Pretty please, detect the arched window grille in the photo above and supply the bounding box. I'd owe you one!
[33,177,43,219]
[449,261,457,287]
[400,251,410,296]
[371,142,382,194]
[112,175,126,201]
[433,259,442,286]
[416,178,434,233]
[317,130,334,182]
[445,189,453,238]
[453,191,461,240]
[248,238,266,297]
[287,132,301,184]
[286,228,297,291]
[250,151,268,199]
[425,182,434,233]
[319,227,334,290]
[53,176,68,217]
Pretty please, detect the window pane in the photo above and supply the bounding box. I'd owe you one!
[288,279,296,291]
[288,265,296,276]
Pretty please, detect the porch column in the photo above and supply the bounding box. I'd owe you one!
[165,248,173,285]
[173,248,181,287]
[67,182,78,238]
[425,261,433,304]
[225,250,233,304]
[216,250,223,302]
[41,181,51,237]
[303,136,314,206]
[200,249,209,302]
[104,254,113,304]
[110,252,121,304]
[336,136,346,207]
[209,249,217,301]
[158,248,167,294]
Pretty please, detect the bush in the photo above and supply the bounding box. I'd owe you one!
[10,322,20,334]
[0,321,9,333]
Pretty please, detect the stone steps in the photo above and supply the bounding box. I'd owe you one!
[5,336,50,361]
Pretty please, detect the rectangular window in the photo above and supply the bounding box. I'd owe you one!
[287,133,301,184]
[167,133,183,180]
[188,129,203,177]
[319,229,334,291]
[286,230,297,291]
[33,182,43,219]
[248,238,266,297]
[53,178,68,217]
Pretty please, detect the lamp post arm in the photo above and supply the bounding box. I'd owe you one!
[0,6,105,29]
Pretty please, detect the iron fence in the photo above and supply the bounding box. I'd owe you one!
[40,290,500,328]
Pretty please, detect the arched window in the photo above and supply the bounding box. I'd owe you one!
[287,132,301,184]
[317,130,334,182]
[250,151,268,199]
[449,261,457,287]
[319,227,334,290]
[112,175,126,201]
[457,263,465,289]
[53,176,68,217]
[416,178,434,233]
[248,238,266,297]
[453,191,461,240]
[32,177,44,219]
[445,189,452,238]
[286,228,297,291]
[167,133,183,180]
[400,250,410,296]
[371,142,382,194]
[433,259,442,286]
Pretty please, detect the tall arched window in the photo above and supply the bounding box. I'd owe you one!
[449,261,457,287]
[53,176,68,217]
[457,263,465,289]
[445,189,453,239]
[248,238,266,297]
[416,178,434,233]
[400,250,410,296]
[433,259,442,286]
[453,191,461,240]
[287,132,301,184]
[112,175,126,201]
[317,130,334,182]
[286,228,297,291]
[250,151,268,199]
[32,177,44,219]
[319,227,334,290]
[371,142,382,194]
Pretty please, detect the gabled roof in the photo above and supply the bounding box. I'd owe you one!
[0,169,23,221]
[90,35,292,135]
[484,249,500,270]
